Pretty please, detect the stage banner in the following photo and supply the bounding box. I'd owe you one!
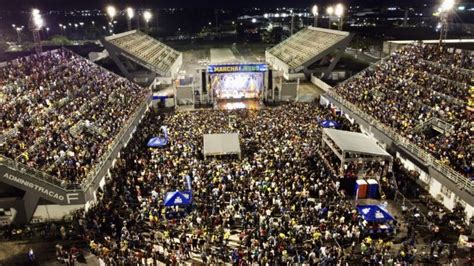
[207,64,268,73]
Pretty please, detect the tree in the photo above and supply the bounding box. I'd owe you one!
[50,35,72,46]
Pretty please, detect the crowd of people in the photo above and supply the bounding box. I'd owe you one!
[334,44,473,178]
[65,103,432,265]
[0,49,149,186]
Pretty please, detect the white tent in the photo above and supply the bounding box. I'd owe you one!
[321,128,393,175]
[203,133,241,159]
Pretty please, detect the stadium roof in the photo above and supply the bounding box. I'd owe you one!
[323,128,392,159]
[203,133,241,159]
[102,30,182,77]
[266,26,351,73]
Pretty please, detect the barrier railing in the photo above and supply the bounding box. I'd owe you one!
[325,91,473,195]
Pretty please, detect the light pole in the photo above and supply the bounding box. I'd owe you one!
[126,7,134,31]
[312,5,319,27]
[326,6,334,28]
[143,10,152,33]
[12,24,24,44]
[438,0,455,45]
[335,3,344,30]
[29,9,44,53]
[106,5,116,34]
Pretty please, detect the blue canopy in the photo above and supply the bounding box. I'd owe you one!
[147,126,168,147]
[320,120,340,128]
[356,205,395,223]
[163,190,192,206]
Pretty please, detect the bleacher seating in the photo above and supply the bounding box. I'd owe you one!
[267,27,348,69]
[106,31,180,74]
[0,49,149,186]
[333,44,473,178]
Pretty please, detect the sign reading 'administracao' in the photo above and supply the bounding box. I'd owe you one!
[207,64,268,73]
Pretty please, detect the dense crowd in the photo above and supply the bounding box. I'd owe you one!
[0,49,148,186]
[334,44,473,178]
[68,103,422,265]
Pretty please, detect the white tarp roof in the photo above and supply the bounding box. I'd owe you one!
[203,133,241,157]
[323,128,392,158]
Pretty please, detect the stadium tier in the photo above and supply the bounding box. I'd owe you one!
[265,26,352,77]
[103,30,182,78]
[0,49,150,187]
[331,44,473,183]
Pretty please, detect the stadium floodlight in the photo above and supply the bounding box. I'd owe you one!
[29,9,43,53]
[326,6,334,16]
[126,7,135,30]
[106,5,117,20]
[335,4,344,30]
[326,6,334,28]
[144,10,152,23]
[438,0,456,45]
[126,7,135,19]
[335,4,344,17]
[13,25,23,44]
[312,5,319,27]
[440,0,455,12]
[143,10,152,33]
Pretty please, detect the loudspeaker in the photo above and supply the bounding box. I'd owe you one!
[201,71,207,94]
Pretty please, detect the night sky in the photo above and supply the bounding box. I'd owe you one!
[0,0,439,10]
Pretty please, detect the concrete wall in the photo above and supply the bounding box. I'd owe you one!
[33,204,84,222]
[311,75,332,92]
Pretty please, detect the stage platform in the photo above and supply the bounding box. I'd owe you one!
[216,99,262,110]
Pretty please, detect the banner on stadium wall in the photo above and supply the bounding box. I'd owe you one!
[207,64,268,73]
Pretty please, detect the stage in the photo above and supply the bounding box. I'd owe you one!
[216,99,262,110]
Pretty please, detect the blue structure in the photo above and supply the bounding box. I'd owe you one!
[356,205,395,223]
[320,120,340,128]
[163,190,192,206]
[147,126,169,148]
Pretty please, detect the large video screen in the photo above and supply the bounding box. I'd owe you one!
[210,72,264,99]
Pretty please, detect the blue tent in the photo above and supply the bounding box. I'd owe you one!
[147,126,168,148]
[320,120,340,128]
[163,190,192,206]
[356,205,395,223]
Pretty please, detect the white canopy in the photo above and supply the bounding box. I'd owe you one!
[323,128,392,158]
[203,133,241,159]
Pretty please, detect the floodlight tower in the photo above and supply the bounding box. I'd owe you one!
[126,7,134,31]
[106,5,116,34]
[143,10,152,33]
[438,0,455,45]
[12,24,24,45]
[29,9,44,54]
[326,6,334,28]
[312,5,319,27]
[335,3,344,30]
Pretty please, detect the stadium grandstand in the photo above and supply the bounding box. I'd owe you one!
[102,30,183,86]
[265,26,352,80]
[324,43,473,217]
[0,49,151,224]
